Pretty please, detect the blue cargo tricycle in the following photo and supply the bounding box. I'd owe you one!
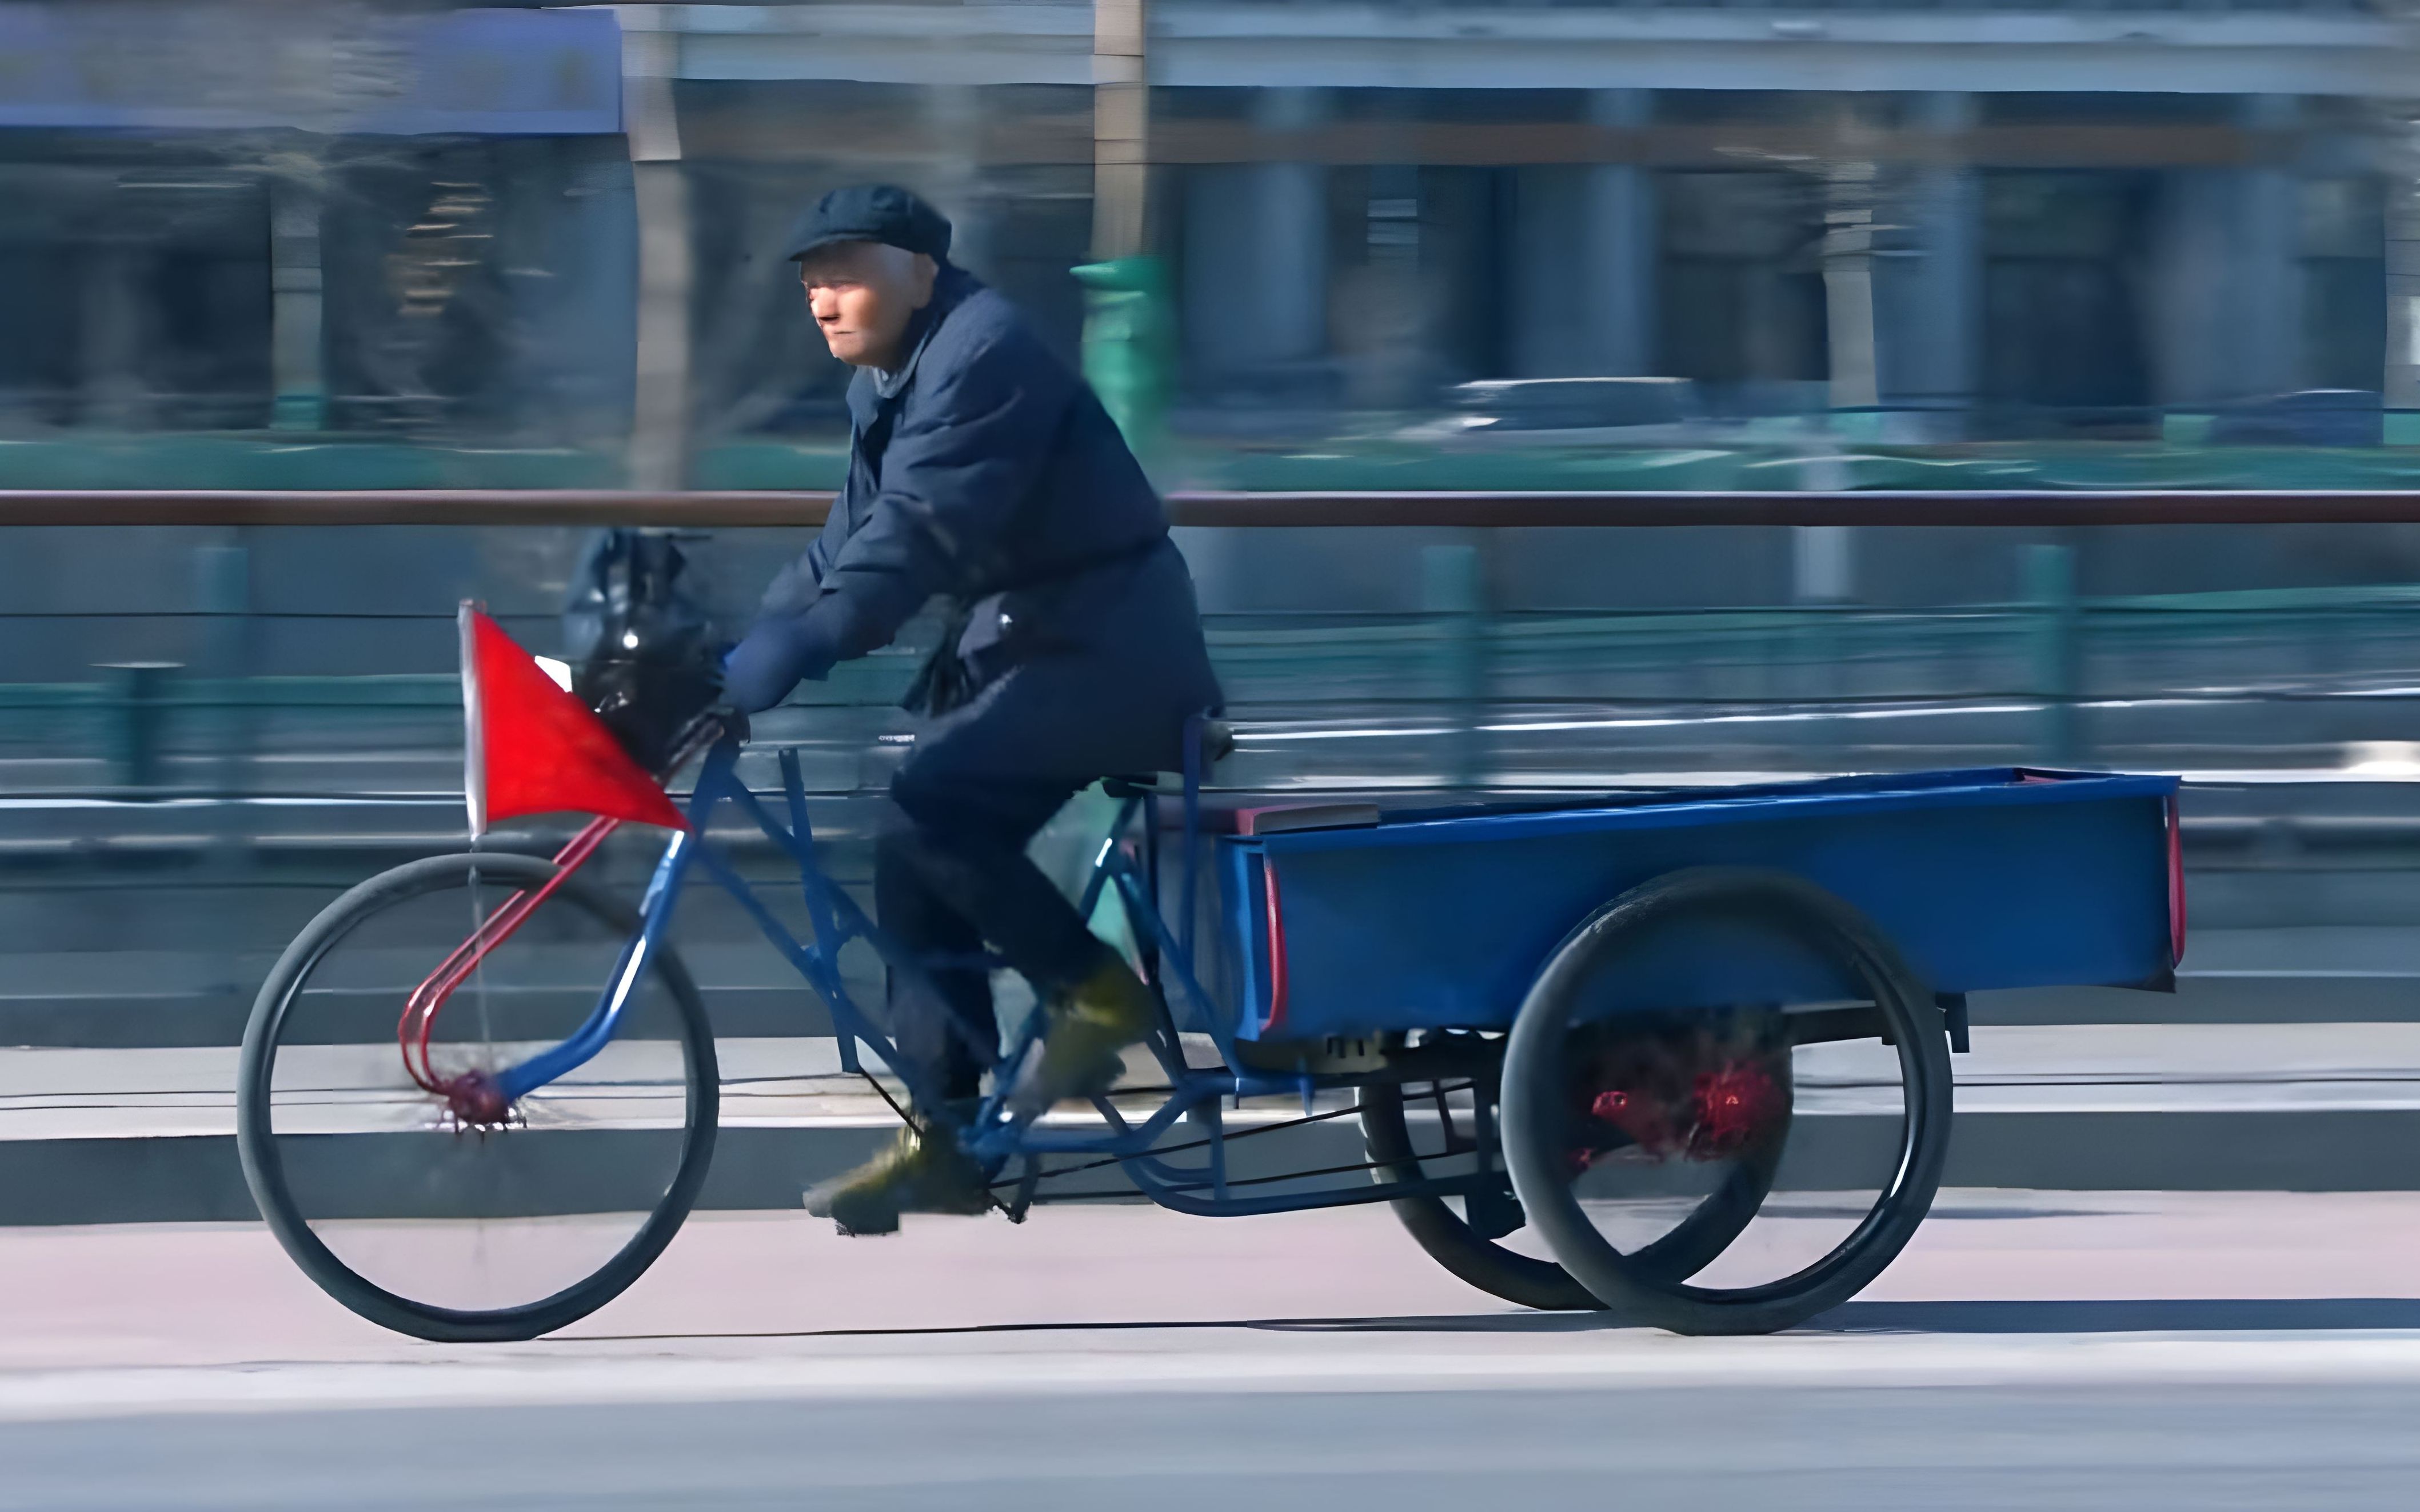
[237,711,2185,1342]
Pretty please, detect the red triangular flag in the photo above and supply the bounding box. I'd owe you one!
[459,603,688,835]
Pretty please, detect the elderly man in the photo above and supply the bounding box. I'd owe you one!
[722,185,1222,1234]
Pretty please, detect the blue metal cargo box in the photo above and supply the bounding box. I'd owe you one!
[1217,769,2182,1042]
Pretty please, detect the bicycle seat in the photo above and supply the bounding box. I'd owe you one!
[1102,719,1232,799]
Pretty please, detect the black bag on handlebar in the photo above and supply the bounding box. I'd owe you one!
[562,529,725,774]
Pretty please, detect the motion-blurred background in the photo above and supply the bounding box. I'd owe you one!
[10,2,2420,479]
[7,0,2420,1212]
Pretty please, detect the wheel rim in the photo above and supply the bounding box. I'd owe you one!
[243,855,712,1329]
[1362,1035,1580,1291]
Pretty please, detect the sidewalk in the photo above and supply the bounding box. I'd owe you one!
[17,1024,2420,1139]
[3,1190,2420,1377]
[9,1025,2420,1224]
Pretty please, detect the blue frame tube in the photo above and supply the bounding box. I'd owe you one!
[485,732,1473,1223]
[1124,1164,1499,1219]
[492,765,717,1102]
[1005,1077,1220,1154]
[1181,717,1204,964]
[1113,866,1255,1078]
[777,747,845,957]
[712,754,963,1114]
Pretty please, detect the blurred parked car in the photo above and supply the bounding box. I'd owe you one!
[1396,377,1718,449]
[2210,390,2384,449]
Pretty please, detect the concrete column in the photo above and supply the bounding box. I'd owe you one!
[80,245,145,431]
[2151,170,2237,407]
[630,165,690,490]
[1582,90,1657,377]
[2390,127,2420,410]
[1351,159,1424,408]
[2234,94,2304,399]
[1509,172,1586,377]
[2153,95,2303,407]
[554,141,640,447]
[268,177,325,432]
[1511,90,1654,378]
[1876,91,1979,425]
[495,137,637,448]
[1823,155,1882,411]
[2391,7,2420,412]
[1180,87,1325,394]
[624,23,688,490]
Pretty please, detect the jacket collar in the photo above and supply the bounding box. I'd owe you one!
[845,265,976,429]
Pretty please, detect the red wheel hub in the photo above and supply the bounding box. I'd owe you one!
[1691,1061,1784,1156]
[436,1069,513,1131]
[1574,1027,1786,1168]
[1588,1085,1676,1157]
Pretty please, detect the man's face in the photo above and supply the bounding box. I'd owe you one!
[800,241,937,370]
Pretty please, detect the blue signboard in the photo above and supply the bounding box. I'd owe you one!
[0,5,622,135]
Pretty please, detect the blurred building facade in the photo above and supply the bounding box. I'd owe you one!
[0,4,634,466]
[637,0,2411,442]
[0,0,2416,482]
[1135,1,2409,434]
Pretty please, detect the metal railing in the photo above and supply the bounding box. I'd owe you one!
[14,487,2420,527]
[8,489,2420,798]
[3,487,2419,1044]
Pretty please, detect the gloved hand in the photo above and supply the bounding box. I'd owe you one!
[721,616,839,715]
[712,702,751,746]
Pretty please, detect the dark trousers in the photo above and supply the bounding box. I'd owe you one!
[876,774,1118,1106]
[871,605,1211,1105]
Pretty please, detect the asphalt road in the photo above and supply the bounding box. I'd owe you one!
[7,1195,2420,1510]
[7,1367,2420,1510]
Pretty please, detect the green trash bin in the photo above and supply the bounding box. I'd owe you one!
[1071,255,1175,466]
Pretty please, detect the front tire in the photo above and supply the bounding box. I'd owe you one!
[238,850,718,1343]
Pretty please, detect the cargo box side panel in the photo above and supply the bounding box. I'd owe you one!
[1254,790,2170,1042]
[1213,839,1272,1038]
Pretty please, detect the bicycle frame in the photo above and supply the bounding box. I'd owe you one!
[441,732,1508,1219]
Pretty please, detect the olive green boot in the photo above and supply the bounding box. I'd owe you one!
[1003,958,1158,1123]
[802,1125,992,1236]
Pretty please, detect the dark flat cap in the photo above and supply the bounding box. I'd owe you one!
[782,183,952,264]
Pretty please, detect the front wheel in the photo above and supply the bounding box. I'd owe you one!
[1500,867,1952,1336]
[237,851,718,1342]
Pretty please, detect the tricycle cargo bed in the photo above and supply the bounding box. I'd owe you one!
[1219,768,2182,1042]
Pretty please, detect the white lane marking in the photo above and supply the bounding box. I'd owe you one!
[6,1332,2420,1422]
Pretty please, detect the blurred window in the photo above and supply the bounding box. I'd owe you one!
[686,161,854,441]
[1320,163,1519,406]
[321,145,512,435]
[0,161,270,431]
[1421,166,1515,386]
[1979,93,2234,127]
[679,81,1091,442]
[1656,171,1828,404]
[2300,177,2385,393]
[0,215,83,428]
[1980,170,2153,418]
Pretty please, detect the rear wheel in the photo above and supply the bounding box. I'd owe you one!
[237,851,718,1343]
[1500,867,1952,1336]
[1360,1038,1596,1311]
